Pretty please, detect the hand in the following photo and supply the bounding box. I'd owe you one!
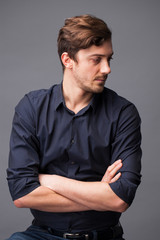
[101,159,122,184]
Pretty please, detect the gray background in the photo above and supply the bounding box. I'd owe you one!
[1,0,160,239]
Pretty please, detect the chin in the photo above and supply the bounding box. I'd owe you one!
[83,84,104,94]
[93,86,105,93]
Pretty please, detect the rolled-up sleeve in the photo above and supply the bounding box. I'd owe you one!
[7,95,40,201]
[109,103,142,205]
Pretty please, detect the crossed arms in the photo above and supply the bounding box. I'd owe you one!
[10,95,141,215]
[14,159,128,213]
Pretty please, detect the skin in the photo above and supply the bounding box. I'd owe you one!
[38,160,125,212]
[62,40,113,113]
[14,40,128,213]
[15,160,126,212]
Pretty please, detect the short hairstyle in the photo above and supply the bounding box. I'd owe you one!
[57,14,112,69]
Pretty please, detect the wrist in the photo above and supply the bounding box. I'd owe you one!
[39,174,56,190]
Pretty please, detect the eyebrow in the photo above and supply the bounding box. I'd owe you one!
[88,52,114,58]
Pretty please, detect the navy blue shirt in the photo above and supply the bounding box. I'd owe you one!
[7,83,142,232]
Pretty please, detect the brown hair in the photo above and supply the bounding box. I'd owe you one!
[57,14,112,69]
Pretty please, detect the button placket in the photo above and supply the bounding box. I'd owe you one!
[68,116,76,167]
[71,138,74,145]
[70,116,75,147]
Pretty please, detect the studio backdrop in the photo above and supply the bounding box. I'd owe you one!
[1,0,160,239]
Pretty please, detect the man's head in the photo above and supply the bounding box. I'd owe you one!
[57,14,112,70]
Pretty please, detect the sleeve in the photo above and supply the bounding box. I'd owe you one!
[7,95,40,201]
[109,103,142,205]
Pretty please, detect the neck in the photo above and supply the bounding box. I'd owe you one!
[62,71,93,114]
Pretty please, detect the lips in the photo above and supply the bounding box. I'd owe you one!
[94,77,107,81]
[95,79,106,81]
[94,75,107,81]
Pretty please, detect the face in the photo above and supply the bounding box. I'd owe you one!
[71,40,113,94]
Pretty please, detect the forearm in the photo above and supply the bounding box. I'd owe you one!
[40,175,128,212]
[14,185,90,212]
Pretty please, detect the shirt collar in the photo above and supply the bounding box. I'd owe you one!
[90,93,101,112]
[54,83,64,111]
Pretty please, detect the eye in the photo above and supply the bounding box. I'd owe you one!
[108,56,113,65]
[108,56,113,62]
[92,57,101,64]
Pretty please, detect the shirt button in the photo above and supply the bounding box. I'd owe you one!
[71,161,75,165]
[71,138,74,144]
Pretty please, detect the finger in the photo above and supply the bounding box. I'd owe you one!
[107,162,122,178]
[109,162,122,177]
[104,162,122,182]
[102,162,122,182]
[107,159,122,172]
[110,172,121,183]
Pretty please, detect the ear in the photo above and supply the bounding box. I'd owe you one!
[61,52,73,69]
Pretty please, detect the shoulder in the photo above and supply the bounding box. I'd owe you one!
[15,85,57,115]
[103,87,131,106]
[13,85,60,127]
[102,87,141,121]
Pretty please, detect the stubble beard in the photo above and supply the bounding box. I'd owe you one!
[80,80,106,94]
[73,69,107,94]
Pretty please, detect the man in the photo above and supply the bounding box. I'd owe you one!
[6,15,142,240]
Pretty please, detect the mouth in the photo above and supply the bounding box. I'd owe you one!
[95,79,106,81]
[94,76,107,82]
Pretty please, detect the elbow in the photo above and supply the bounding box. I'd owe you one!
[14,199,22,208]
[14,198,26,208]
[119,202,129,213]
[115,199,129,213]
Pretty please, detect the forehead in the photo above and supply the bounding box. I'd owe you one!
[77,40,113,58]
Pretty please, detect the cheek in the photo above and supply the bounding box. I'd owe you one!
[87,67,98,78]
[75,63,98,80]
[78,66,90,77]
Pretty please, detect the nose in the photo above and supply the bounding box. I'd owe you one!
[100,60,111,75]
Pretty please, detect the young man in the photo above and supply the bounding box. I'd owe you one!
[6,15,142,240]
